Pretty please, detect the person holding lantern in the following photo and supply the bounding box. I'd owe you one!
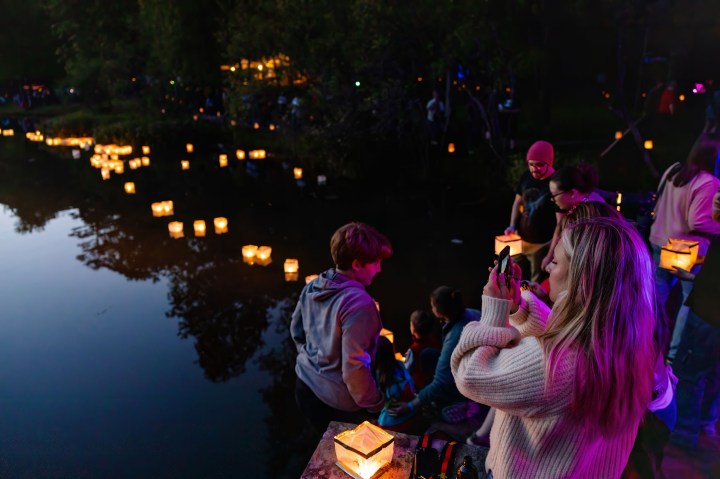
[504,140,557,282]
[291,222,393,433]
[649,143,720,363]
[452,215,659,478]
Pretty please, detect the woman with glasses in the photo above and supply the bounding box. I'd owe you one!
[541,164,606,271]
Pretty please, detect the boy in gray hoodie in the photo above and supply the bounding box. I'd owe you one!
[291,222,393,432]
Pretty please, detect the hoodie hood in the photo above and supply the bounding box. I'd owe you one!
[307,268,366,302]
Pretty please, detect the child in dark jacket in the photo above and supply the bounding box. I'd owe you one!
[374,336,418,432]
[404,310,441,390]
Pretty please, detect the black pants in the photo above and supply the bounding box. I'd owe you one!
[295,376,373,434]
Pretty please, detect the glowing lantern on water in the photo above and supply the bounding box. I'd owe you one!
[495,234,522,256]
[186,143,194,153]
[253,122,260,129]
[380,328,394,344]
[151,201,174,217]
[101,168,111,180]
[168,221,184,239]
[644,140,654,150]
[293,168,303,179]
[269,124,276,131]
[334,421,394,479]
[284,259,299,273]
[660,238,699,271]
[218,154,228,167]
[448,143,455,153]
[141,156,150,167]
[181,160,190,170]
[124,182,136,194]
[679,94,686,102]
[129,159,140,170]
[236,149,245,160]
[250,149,267,160]
[256,246,272,261]
[614,131,623,140]
[213,217,228,234]
[142,146,150,155]
[305,274,318,284]
[242,245,258,264]
[193,220,206,237]
[2,129,15,136]
[114,162,124,174]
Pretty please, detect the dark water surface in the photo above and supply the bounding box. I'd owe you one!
[0,134,508,478]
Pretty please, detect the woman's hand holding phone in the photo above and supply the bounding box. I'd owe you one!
[484,255,521,309]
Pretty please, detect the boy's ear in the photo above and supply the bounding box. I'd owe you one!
[351,259,363,270]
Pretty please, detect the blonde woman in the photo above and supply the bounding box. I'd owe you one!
[451,217,657,478]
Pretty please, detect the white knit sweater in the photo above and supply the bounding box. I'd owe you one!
[451,293,638,479]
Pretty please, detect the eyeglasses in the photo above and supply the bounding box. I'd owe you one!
[549,190,568,202]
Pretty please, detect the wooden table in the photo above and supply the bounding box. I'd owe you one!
[301,421,489,479]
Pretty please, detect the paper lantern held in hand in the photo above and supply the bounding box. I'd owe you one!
[494,234,522,256]
[334,421,394,479]
[659,238,699,271]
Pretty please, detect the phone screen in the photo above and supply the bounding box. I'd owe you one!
[498,245,511,286]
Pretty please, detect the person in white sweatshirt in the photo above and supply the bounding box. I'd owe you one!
[451,216,657,478]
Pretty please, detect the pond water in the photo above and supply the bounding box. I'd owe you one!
[0,132,509,478]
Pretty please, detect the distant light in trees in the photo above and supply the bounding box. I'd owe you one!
[679,94,685,102]
[355,81,361,87]
[418,76,423,82]
[170,80,175,85]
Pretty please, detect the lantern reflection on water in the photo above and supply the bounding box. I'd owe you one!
[168,221,184,239]
[659,238,699,271]
[124,182,136,194]
[213,217,228,234]
[193,220,206,237]
[334,421,394,479]
[494,234,522,256]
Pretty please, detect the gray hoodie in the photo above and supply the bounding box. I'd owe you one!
[291,268,384,412]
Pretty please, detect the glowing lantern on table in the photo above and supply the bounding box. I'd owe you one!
[236,149,245,160]
[141,156,151,167]
[250,149,266,160]
[168,221,184,239]
[218,154,228,167]
[242,245,258,264]
[614,131,623,140]
[334,421,394,479]
[186,143,194,153]
[142,146,150,155]
[659,238,699,271]
[494,234,522,256]
[293,167,303,179]
[380,328,394,344]
[213,217,228,234]
[181,160,190,170]
[284,259,299,273]
[644,140,654,150]
[448,143,455,153]
[124,182,136,194]
[193,220,206,237]
[305,274,318,284]
[101,168,111,180]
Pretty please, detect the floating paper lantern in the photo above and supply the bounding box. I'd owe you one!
[293,167,303,179]
[253,122,260,129]
[193,220,206,237]
[129,159,140,170]
[644,140,654,150]
[249,149,267,160]
[218,154,228,167]
[334,421,394,479]
[269,124,276,131]
[213,217,228,234]
[448,143,455,153]
[186,143,194,153]
[285,272,299,282]
[101,168,111,180]
[236,149,246,160]
[141,156,150,167]
[2,129,15,136]
[256,246,272,261]
[151,201,174,217]
[142,146,150,155]
[495,234,522,256]
[168,221,184,239]
[614,131,623,140]
[114,162,124,174]
[284,259,299,273]
[181,160,190,170]
[242,245,258,264]
[659,238,699,271]
[124,182,136,194]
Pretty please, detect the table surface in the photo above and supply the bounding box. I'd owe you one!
[300,421,489,479]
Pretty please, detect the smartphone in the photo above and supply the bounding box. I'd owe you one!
[497,245,511,287]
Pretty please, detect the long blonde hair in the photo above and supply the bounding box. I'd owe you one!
[541,217,656,436]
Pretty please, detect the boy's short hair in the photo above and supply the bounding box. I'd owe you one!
[410,309,434,337]
[330,222,393,270]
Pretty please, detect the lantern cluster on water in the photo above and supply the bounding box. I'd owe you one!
[242,245,273,266]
